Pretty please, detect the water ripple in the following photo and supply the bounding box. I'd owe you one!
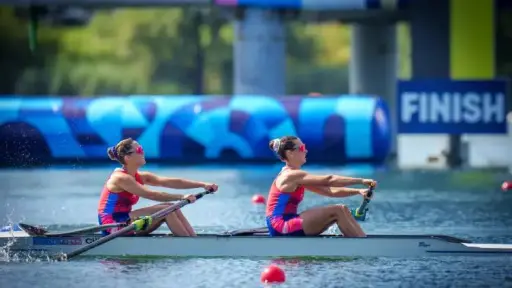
[0,167,511,287]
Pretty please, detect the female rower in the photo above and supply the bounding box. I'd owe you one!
[265,136,376,237]
[98,137,218,237]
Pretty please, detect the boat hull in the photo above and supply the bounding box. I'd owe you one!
[1,232,512,258]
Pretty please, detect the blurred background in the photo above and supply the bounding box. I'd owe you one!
[0,5,410,96]
[1,1,511,169]
[0,2,512,287]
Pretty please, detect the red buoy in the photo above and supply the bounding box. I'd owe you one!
[252,194,266,204]
[260,264,285,284]
[502,181,511,192]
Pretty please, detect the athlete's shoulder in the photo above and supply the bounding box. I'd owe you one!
[278,169,307,186]
[282,169,307,179]
[110,169,132,182]
[136,170,153,178]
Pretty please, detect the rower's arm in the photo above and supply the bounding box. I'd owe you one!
[286,170,364,187]
[305,186,362,198]
[114,174,184,202]
[139,171,206,190]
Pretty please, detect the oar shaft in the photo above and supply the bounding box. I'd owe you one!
[152,196,198,219]
[44,224,126,237]
[60,190,213,261]
[63,222,137,259]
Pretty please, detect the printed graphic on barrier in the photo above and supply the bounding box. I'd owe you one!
[0,95,391,165]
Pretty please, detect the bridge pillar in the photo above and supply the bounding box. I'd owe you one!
[233,9,286,95]
[397,0,451,169]
[349,23,398,155]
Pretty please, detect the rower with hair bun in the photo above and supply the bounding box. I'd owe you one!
[265,136,376,237]
[98,138,218,237]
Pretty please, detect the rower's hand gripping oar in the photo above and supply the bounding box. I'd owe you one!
[55,189,215,261]
[352,182,375,221]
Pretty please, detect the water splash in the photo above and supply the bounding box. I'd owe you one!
[0,222,20,262]
[325,225,339,235]
[0,221,53,263]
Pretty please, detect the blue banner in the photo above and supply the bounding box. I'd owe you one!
[397,79,508,134]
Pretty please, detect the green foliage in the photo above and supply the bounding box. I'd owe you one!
[0,6,415,96]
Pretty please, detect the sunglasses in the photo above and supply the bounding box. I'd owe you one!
[292,144,307,153]
[127,146,144,155]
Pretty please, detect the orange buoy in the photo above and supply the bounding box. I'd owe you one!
[501,181,511,192]
[252,194,266,204]
[260,264,285,284]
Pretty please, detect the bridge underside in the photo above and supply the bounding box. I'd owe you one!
[4,4,406,24]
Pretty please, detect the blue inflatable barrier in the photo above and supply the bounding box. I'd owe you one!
[0,95,391,166]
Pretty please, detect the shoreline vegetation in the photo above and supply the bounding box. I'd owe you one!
[0,7,412,97]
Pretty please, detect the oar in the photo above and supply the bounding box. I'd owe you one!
[55,189,214,261]
[352,182,375,221]
[18,223,127,237]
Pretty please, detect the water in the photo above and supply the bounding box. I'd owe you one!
[0,164,511,288]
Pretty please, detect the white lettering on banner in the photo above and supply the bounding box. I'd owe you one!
[419,92,428,122]
[401,92,505,124]
[401,92,418,122]
[430,93,450,122]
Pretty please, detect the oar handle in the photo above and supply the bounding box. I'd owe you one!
[194,189,215,201]
[354,183,375,217]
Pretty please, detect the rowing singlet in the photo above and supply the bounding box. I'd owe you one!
[265,181,305,218]
[265,170,306,236]
[97,169,142,228]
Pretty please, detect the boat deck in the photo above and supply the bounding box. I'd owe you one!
[0,230,472,244]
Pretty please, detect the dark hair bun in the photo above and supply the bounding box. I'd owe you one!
[107,147,117,161]
[268,139,276,151]
[269,138,281,153]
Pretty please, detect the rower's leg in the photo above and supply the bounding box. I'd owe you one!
[300,205,366,237]
[338,205,366,237]
[129,204,191,236]
[174,209,196,236]
[299,207,336,236]
[162,212,191,237]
